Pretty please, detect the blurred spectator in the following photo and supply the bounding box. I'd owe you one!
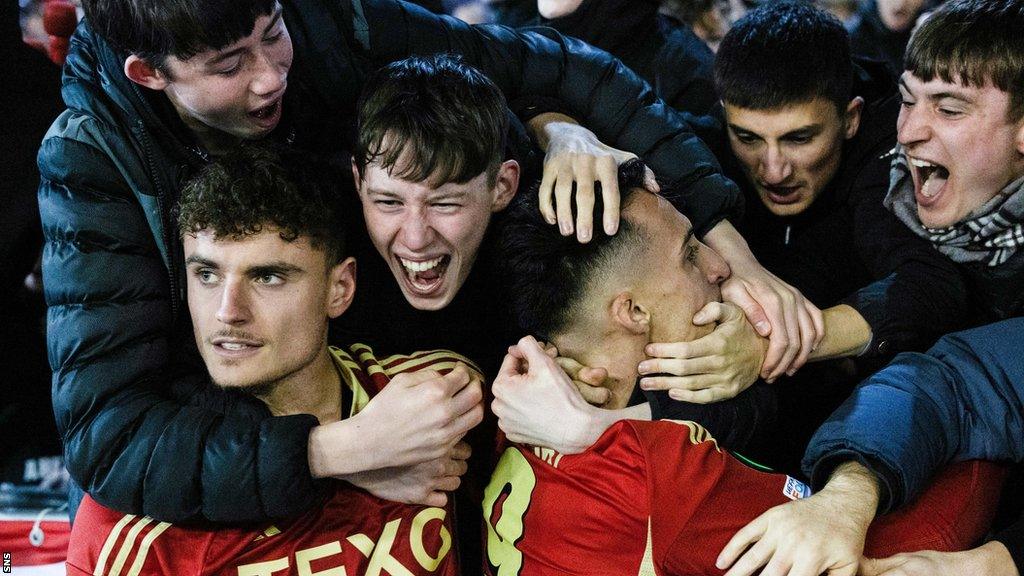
[660,0,752,51]
[1,0,67,492]
[817,0,860,25]
[493,0,718,115]
[447,0,495,22]
[848,0,931,74]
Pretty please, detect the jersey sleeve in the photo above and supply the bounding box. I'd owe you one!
[628,420,795,575]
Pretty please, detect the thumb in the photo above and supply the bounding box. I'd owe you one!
[723,284,771,336]
[643,166,660,193]
[692,301,723,325]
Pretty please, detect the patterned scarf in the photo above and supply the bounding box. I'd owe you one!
[883,145,1024,267]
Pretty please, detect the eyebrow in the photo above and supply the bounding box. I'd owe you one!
[205,7,283,67]
[185,255,218,267]
[247,262,304,277]
[728,123,821,139]
[899,78,975,104]
[184,256,304,276]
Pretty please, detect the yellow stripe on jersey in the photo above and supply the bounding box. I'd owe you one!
[662,420,722,452]
[94,516,171,576]
[125,521,171,576]
[94,514,137,576]
[638,518,656,576]
[329,347,372,415]
[329,345,480,416]
[108,516,152,576]
[380,350,480,378]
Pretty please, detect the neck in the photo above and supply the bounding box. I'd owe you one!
[256,348,343,424]
[557,330,647,410]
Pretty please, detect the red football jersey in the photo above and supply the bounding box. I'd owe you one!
[68,345,477,576]
[484,419,1004,576]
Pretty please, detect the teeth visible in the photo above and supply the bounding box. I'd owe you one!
[221,342,247,351]
[400,256,444,273]
[910,158,937,168]
[922,171,939,198]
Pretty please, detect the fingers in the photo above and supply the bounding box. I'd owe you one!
[639,356,723,380]
[717,514,767,571]
[421,490,448,508]
[450,441,472,461]
[574,160,595,243]
[442,455,469,478]
[449,392,485,438]
[644,336,720,361]
[577,366,609,387]
[574,381,611,406]
[691,301,724,326]
[723,538,773,576]
[667,382,729,404]
[554,164,575,236]
[442,363,471,394]
[791,301,817,375]
[538,162,558,226]
[596,155,619,236]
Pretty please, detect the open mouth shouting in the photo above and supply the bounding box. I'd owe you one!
[908,155,950,207]
[248,97,283,128]
[397,254,452,296]
[761,184,802,205]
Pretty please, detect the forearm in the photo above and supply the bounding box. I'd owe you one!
[808,305,871,361]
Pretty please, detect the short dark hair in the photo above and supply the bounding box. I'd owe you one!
[177,144,347,264]
[715,1,853,111]
[499,160,664,341]
[906,0,1024,121]
[83,0,276,69]
[353,54,508,188]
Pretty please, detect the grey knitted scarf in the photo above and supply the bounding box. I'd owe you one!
[884,145,1024,267]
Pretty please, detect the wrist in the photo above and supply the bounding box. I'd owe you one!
[820,461,880,528]
[971,541,1019,576]
[308,415,383,478]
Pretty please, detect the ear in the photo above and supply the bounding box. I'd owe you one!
[1015,117,1024,157]
[124,55,170,91]
[843,96,865,140]
[610,292,650,335]
[490,159,520,213]
[326,257,357,319]
[351,158,364,193]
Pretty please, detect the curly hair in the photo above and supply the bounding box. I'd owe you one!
[177,144,347,263]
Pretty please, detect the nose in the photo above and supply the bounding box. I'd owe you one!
[758,144,793,185]
[897,103,930,147]
[398,209,437,252]
[699,243,731,285]
[250,48,287,97]
[216,280,251,325]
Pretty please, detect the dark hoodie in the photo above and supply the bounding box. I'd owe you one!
[494,0,718,115]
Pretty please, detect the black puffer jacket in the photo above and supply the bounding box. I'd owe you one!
[494,0,718,115]
[40,0,741,523]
